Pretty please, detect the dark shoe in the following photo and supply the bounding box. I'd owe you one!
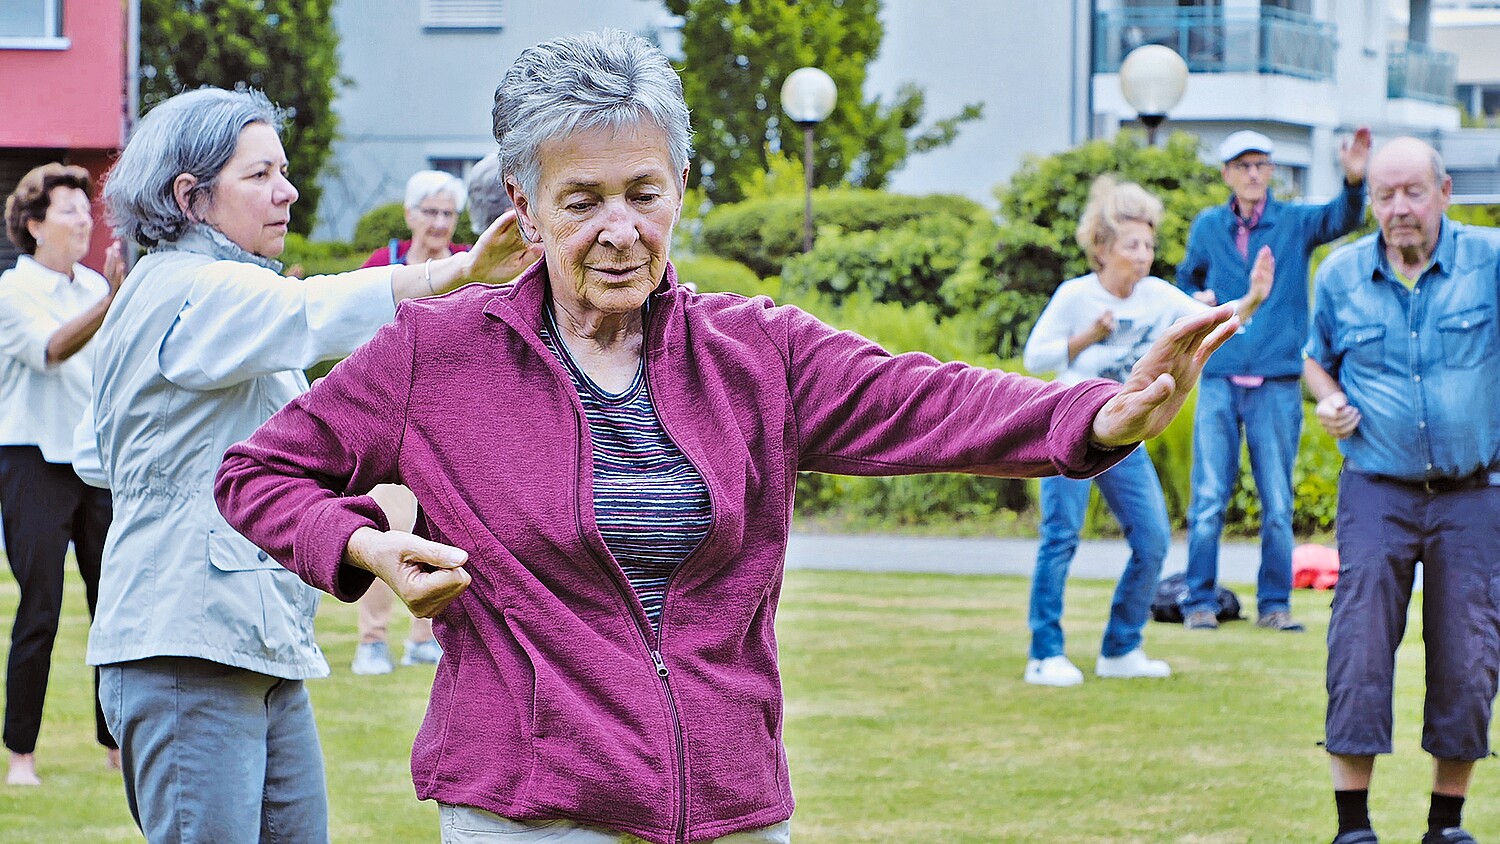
[1256,610,1305,632]
[1331,829,1379,844]
[1423,828,1477,844]
[1184,610,1219,630]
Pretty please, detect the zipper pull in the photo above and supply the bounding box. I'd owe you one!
[651,649,669,678]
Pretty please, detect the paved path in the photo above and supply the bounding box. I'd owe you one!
[786,532,1267,585]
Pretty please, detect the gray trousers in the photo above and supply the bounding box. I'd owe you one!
[439,804,792,843]
[99,656,329,844]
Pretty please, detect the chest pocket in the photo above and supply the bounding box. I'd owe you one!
[1340,324,1386,367]
[1438,306,1494,369]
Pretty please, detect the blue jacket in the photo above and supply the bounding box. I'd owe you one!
[1177,182,1364,378]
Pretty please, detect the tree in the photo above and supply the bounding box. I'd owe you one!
[139,0,341,237]
[940,131,1227,357]
[662,0,981,205]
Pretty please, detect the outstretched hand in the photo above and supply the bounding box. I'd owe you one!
[103,240,125,294]
[466,209,544,284]
[1238,246,1275,318]
[345,526,471,618]
[1090,305,1240,447]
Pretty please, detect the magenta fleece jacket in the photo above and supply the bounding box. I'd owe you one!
[214,261,1127,844]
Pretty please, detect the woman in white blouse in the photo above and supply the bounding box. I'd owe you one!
[1020,175,1273,687]
[0,163,123,784]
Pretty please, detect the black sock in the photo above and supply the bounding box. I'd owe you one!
[1335,789,1371,834]
[1429,792,1465,834]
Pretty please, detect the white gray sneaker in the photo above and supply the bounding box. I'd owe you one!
[1095,648,1170,679]
[1023,655,1084,687]
[351,641,394,675]
[401,638,443,666]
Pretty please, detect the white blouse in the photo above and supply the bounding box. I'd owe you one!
[0,254,110,463]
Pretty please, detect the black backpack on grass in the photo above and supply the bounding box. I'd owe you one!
[1149,572,1243,623]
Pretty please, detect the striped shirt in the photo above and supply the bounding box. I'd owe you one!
[540,312,712,627]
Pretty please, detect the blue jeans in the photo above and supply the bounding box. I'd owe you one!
[1029,446,1171,660]
[99,657,329,844]
[1184,376,1302,616]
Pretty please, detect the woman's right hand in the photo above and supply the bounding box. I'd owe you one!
[344,526,471,617]
[465,209,544,285]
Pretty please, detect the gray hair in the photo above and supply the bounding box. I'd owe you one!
[464,152,511,234]
[492,29,692,199]
[404,169,466,212]
[105,87,284,248]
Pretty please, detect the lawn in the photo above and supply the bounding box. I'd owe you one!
[0,561,1491,843]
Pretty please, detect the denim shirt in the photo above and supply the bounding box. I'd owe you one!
[1305,220,1500,481]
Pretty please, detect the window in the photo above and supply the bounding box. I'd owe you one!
[0,0,67,49]
[421,0,503,30]
[428,157,480,178]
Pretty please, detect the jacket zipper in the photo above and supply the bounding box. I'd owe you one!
[570,408,694,844]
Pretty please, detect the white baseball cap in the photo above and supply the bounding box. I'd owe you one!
[1218,130,1275,163]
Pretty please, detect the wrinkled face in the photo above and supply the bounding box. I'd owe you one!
[1099,219,1156,285]
[1222,153,1274,207]
[27,185,93,265]
[512,121,685,318]
[405,192,459,254]
[1369,149,1450,258]
[200,122,298,258]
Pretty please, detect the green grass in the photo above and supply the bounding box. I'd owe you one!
[1,563,1491,842]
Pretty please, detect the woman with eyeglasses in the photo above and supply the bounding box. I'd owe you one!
[360,169,470,269]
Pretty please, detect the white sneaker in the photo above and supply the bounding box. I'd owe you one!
[1023,655,1085,687]
[401,638,443,666]
[350,641,394,676]
[1095,648,1171,679]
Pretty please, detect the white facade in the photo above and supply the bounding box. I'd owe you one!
[313,0,680,240]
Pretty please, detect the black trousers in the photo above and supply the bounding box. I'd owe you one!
[0,445,114,754]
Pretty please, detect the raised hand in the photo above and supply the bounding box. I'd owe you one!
[1090,305,1239,447]
[465,209,544,285]
[1340,126,1372,185]
[1238,246,1274,318]
[103,240,125,294]
[345,526,471,618]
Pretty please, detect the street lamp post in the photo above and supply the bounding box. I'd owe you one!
[1118,45,1189,146]
[779,67,837,253]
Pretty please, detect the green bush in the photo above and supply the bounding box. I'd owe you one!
[351,202,473,254]
[697,189,984,279]
[278,233,364,277]
[780,213,983,312]
[670,254,777,298]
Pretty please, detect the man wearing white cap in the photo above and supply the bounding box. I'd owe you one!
[1177,127,1370,632]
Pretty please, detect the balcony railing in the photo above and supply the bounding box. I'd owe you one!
[1388,40,1457,104]
[1094,7,1335,82]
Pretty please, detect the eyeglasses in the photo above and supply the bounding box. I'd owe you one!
[416,207,458,221]
[1229,160,1274,174]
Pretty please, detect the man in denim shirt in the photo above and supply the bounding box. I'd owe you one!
[1305,137,1500,844]
[1177,128,1369,632]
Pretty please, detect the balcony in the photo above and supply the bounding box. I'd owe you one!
[1094,7,1335,82]
[1387,40,1457,104]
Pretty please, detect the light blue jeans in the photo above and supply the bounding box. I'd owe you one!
[98,656,329,844]
[1028,446,1171,660]
[439,804,792,843]
[1184,376,1302,616]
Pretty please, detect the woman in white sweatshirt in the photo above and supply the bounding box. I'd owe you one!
[1020,176,1272,687]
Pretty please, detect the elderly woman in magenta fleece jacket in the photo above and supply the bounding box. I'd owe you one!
[215,29,1239,844]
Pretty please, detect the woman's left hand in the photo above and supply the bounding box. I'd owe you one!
[1090,305,1239,447]
[465,209,544,284]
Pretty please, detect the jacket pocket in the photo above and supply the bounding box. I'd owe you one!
[206,526,282,571]
[1439,306,1494,369]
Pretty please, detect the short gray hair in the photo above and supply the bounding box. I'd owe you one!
[1075,175,1163,271]
[105,87,283,248]
[492,29,692,199]
[404,169,466,212]
[463,152,511,234]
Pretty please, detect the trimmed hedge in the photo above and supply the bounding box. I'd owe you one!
[697,189,984,279]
